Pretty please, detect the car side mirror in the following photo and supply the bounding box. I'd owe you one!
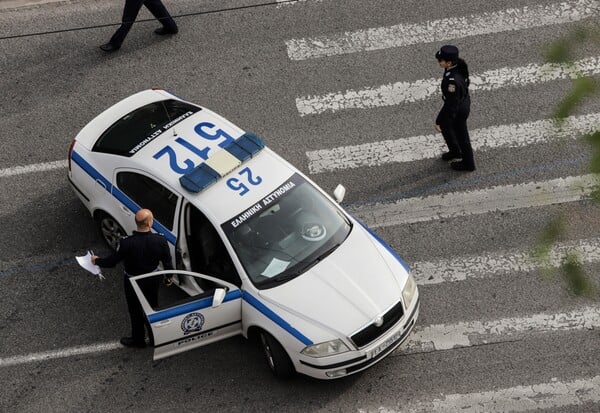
[333,184,346,203]
[212,288,227,307]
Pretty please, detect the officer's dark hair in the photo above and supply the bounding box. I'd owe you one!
[456,58,470,87]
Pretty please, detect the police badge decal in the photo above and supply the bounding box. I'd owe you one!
[181,312,205,335]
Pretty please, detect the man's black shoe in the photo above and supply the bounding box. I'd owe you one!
[100,43,120,52]
[450,161,476,172]
[154,27,178,35]
[441,151,462,161]
[120,337,146,348]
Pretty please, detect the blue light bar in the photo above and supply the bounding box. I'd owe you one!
[179,132,265,193]
[224,132,265,161]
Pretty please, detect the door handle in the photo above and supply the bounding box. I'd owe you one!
[155,319,171,327]
[121,205,131,215]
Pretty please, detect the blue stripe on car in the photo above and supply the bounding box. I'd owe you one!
[148,290,243,323]
[71,150,112,191]
[356,219,411,273]
[71,149,176,245]
[242,291,313,346]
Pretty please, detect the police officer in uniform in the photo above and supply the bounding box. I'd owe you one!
[435,45,476,171]
[100,0,178,52]
[93,209,173,348]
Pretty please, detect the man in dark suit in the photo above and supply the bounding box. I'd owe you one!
[100,0,178,52]
[92,209,174,347]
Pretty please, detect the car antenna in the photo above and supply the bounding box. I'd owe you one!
[161,100,177,137]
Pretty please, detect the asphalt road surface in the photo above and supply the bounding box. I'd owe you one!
[1,0,599,411]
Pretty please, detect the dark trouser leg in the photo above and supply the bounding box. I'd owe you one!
[124,275,146,344]
[109,0,145,47]
[454,116,475,169]
[440,122,461,155]
[144,0,178,31]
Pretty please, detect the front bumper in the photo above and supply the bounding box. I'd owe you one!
[296,295,420,379]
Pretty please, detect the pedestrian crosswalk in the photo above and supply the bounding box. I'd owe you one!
[1,0,599,410]
[284,0,599,409]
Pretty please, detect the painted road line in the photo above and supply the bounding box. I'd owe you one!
[401,306,600,354]
[287,0,599,60]
[2,306,598,367]
[0,342,121,368]
[296,56,600,116]
[276,0,323,7]
[350,174,599,228]
[307,113,600,173]
[412,237,600,285]
[0,159,66,178]
[360,376,600,413]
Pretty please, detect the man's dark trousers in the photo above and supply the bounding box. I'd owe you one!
[123,274,160,345]
[110,0,177,47]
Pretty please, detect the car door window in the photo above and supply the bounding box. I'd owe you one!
[117,171,178,230]
[185,205,241,287]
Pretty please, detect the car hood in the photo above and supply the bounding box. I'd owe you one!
[257,223,409,338]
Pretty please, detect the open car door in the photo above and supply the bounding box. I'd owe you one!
[129,270,242,360]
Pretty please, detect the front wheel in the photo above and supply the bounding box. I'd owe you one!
[97,212,126,251]
[260,331,295,379]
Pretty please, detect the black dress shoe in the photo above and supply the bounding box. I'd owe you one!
[100,43,120,52]
[154,27,178,35]
[441,151,462,161]
[450,161,476,172]
[120,337,146,348]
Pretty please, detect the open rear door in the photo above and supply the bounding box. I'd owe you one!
[129,270,242,360]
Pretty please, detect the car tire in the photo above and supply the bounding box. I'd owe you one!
[97,212,126,251]
[259,331,295,379]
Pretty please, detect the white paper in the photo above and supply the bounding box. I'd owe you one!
[261,258,290,278]
[76,250,105,280]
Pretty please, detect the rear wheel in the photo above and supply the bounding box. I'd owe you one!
[260,331,295,379]
[97,212,126,250]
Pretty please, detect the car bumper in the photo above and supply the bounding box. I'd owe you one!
[296,294,420,379]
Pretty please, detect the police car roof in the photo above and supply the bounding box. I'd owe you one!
[79,89,299,225]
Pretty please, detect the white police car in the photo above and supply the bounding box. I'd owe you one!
[68,89,419,379]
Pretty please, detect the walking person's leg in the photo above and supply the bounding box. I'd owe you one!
[450,114,475,171]
[101,0,144,51]
[144,0,178,34]
[439,121,462,161]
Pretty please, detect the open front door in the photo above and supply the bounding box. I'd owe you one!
[129,270,242,361]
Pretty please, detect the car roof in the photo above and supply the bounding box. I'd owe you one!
[79,90,299,226]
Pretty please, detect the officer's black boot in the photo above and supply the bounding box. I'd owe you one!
[441,151,462,161]
[450,161,475,172]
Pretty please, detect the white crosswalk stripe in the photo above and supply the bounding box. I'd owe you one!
[401,306,600,354]
[307,112,600,173]
[412,237,600,285]
[296,56,600,116]
[286,0,599,60]
[349,174,599,228]
[360,376,600,413]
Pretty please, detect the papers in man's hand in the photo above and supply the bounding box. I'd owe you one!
[76,250,105,280]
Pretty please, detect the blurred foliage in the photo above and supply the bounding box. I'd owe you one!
[534,24,599,296]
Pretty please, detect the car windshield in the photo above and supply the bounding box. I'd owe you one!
[221,173,352,289]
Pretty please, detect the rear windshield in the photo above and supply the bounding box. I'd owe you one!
[93,99,200,156]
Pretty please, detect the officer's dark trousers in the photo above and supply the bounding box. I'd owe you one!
[109,0,178,47]
[123,274,160,344]
[440,103,475,169]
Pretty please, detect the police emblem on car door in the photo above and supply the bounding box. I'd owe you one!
[129,270,242,360]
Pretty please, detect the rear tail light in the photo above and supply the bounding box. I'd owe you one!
[68,139,76,171]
